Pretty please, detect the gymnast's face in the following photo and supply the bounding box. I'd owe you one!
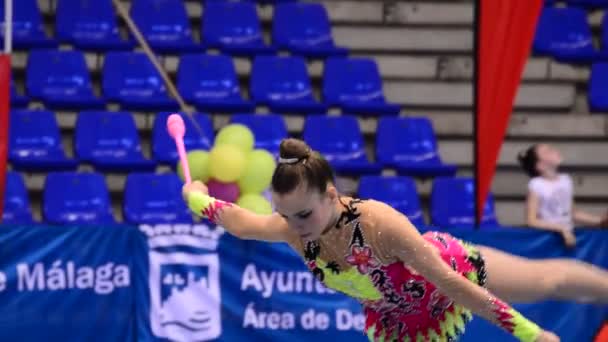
[272,183,339,241]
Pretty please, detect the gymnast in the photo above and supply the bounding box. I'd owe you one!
[182,138,608,342]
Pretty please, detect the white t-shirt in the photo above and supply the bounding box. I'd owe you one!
[528,174,573,229]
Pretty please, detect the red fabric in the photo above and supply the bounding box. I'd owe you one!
[0,54,10,220]
[475,0,543,220]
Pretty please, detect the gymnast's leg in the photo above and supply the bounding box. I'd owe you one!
[477,245,608,304]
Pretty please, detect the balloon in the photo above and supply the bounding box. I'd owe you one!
[237,193,273,215]
[177,150,210,182]
[238,149,276,194]
[207,179,240,203]
[208,144,247,182]
[214,124,255,154]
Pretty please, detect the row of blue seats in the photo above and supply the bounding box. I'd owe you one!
[2,0,344,57]
[2,171,499,229]
[534,7,608,63]
[13,50,399,115]
[9,110,456,177]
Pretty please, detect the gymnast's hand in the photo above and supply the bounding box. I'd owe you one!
[536,330,560,342]
[182,180,208,202]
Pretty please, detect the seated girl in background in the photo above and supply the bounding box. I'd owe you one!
[518,144,608,248]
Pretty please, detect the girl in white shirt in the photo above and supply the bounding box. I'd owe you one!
[518,144,608,248]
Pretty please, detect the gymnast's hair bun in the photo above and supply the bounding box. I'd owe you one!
[279,138,311,161]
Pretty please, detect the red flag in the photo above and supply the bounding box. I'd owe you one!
[0,54,11,220]
[475,0,543,221]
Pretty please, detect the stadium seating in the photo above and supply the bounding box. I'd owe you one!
[123,173,193,224]
[533,7,599,62]
[323,57,400,115]
[75,111,156,172]
[177,54,254,113]
[102,52,178,111]
[129,0,198,53]
[43,172,115,225]
[2,171,34,224]
[588,63,608,111]
[202,1,274,56]
[303,115,381,175]
[152,112,215,165]
[26,50,105,110]
[10,81,29,108]
[55,0,133,51]
[566,0,608,7]
[8,110,78,172]
[229,113,288,155]
[357,175,425,227]
[251,56,328,113]
[0,0,56,48]
[376,117,457,178]
[272,2,348,58]
[430,177,500,229]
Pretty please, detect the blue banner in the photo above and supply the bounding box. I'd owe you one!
[0,223,606,342]
[0,225,138,341]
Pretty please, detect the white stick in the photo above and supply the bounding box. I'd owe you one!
[4,0,12,54]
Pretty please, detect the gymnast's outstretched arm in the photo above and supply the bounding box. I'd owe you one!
[182,181,294,243]
[365,200,557,342]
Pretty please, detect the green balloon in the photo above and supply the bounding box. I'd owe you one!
[237,193,273,215]
[215,124,255,154]
[208,144,247,182]
[177,150,210,182]
[238,149,276,194]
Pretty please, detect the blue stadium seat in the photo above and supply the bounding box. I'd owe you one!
[588,63,608,111]
[566,0,608,7]
[533,7,599,62]
[202,1,275,56]
[26,49,105,110]
[229,113,287,155]
[10,81,29,108]
[430,177,500,229]
[75,111,156,172]
[2,171,34,224]
[303,116,381,175]
[358,176,425,227]
[152,112,215,165]
[272,3,348,58]
[102,52,178,111]
[178,54,254,113]
[43,172,115,225]
[130,0,198,53]
[9,110,78,171]
[123,173,193,224]
[376,117,457,178]
[251,56,327,113]
[0,0,56,48]
[323,57,400,116]
[56,0,133,51]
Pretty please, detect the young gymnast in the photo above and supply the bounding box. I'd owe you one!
[518,143,608,248]
[183,138,608,342]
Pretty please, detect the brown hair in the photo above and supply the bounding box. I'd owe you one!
[271,138,335,195]
[517,144,540,178]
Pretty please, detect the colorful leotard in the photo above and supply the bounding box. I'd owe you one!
[298,198,540,342]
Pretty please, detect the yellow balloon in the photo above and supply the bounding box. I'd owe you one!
[177,150,210,182]
[208,144,246,182]
[215,124,255,154]
[237,193,273,215]
[238,149,276,194]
